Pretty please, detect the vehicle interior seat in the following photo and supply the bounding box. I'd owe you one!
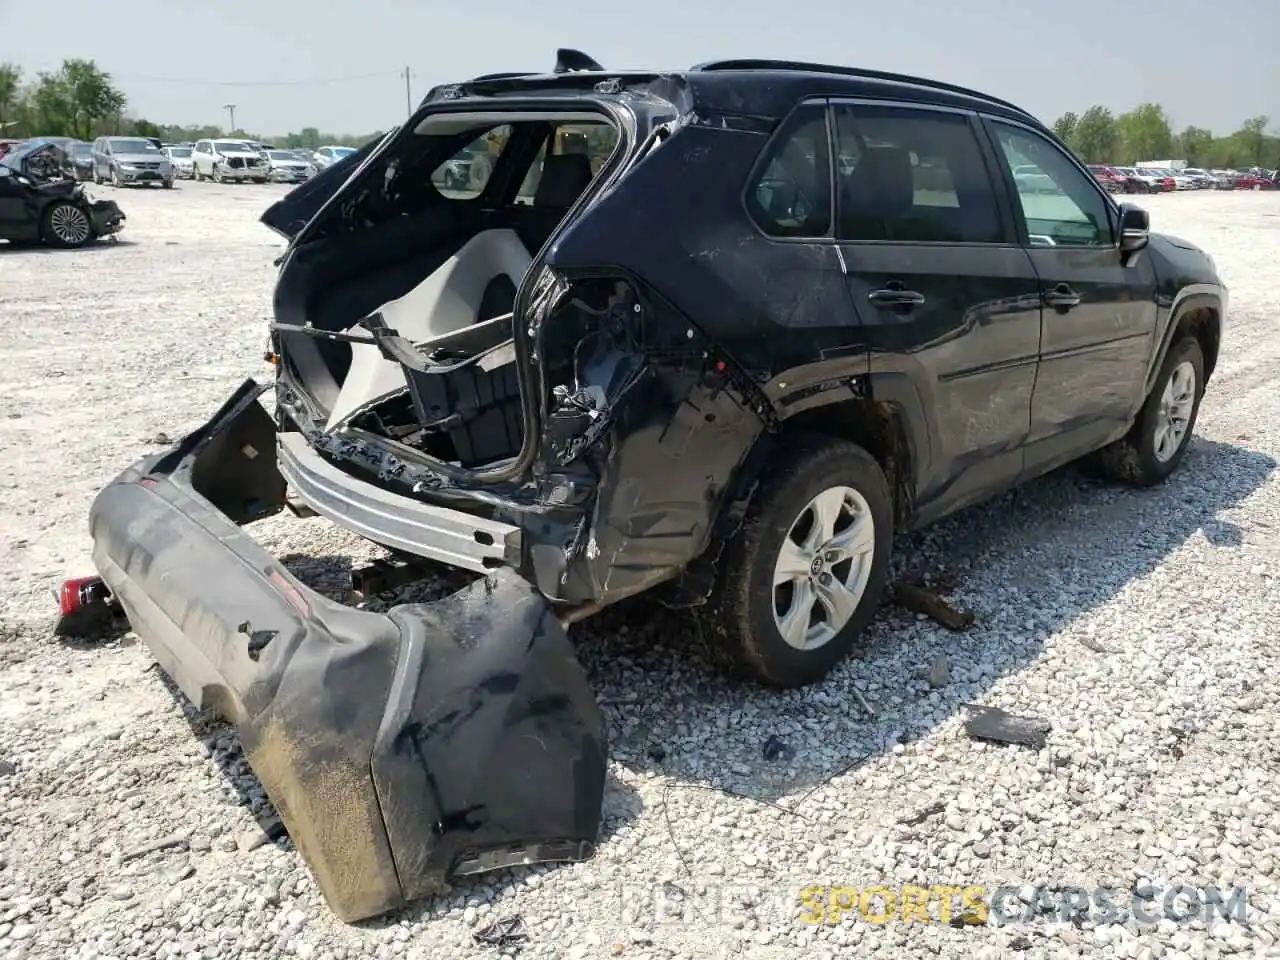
[507,151,595,255]
[319,153,596,430]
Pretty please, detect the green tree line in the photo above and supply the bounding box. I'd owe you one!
[1051,103,1277,169]
[0,60,381,149]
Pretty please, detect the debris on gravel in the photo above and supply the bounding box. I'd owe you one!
[1,187,1279,959]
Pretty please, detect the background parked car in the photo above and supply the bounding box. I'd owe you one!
[190,139,269,183]
[1181,167,1214,188]
[265,149,310,184]
[1087,164,1128,193]
[162,145,195,179]
[1232,172,1274,190]
[62,141,95,181]
[1137,168,1176,192]
[1114,166,1154,193]
[0,139,125,248]
[90,136,175,188]
[306,145,357,177]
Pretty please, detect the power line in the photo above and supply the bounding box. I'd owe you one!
[104,70,403,88]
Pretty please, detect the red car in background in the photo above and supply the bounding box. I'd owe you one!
[1232,172,1274,190]
[1087,164,1129,193]
[0,139,22,160]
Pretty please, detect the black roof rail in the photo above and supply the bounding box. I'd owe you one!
[689,59,1032,118]
[470,71,539,82]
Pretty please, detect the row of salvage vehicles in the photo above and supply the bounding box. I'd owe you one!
[0,138,125,249]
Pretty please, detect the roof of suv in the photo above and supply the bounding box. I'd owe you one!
[426,55,1044,131]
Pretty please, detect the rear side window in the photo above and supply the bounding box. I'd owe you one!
[745,105,832,238]
[431,125,512,199]
[833,106,1004,244]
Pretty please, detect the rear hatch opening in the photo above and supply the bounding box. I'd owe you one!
[269,106,624,482]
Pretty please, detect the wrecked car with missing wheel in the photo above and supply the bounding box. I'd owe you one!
[0,139,125,248]
[78,50,1225,923]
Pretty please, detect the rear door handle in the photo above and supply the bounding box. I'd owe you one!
[1044,284,1082,309]
[868,287,926,308]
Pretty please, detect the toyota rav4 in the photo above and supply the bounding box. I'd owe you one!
[77,50,1226,924]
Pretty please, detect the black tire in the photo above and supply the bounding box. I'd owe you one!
[162,179,174,189]
[1096,336,1205,486]
[41,201,94,249]
[696,435,894,688]
[93,168,102,186]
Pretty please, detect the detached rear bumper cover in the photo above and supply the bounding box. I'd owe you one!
[87,379,606,923]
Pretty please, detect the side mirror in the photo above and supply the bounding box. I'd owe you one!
[1118,203,1149,254]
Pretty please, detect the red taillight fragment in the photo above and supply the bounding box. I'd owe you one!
[59,576,107,616]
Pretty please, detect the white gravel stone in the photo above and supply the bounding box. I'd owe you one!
[0,179,1277,960]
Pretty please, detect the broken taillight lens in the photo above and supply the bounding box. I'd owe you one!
[58,576,109,617]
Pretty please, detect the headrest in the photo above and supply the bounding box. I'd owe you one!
[534,152,593,207]
[858,145,915,211]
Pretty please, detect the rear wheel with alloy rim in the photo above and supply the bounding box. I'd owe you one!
[1096,336,1205,486]
[42,201,94,249]
[697,436,893,688]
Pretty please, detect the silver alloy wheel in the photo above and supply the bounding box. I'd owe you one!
[1153,360,1196,463]
[48,204,91,246]
[771,485,876,651]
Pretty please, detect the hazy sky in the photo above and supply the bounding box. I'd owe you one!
[4,0,1276,138]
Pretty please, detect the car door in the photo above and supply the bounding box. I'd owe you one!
[193,141,208,175]
[982,117,1158,467]
[830,101,1043,522]
[0,166,33,238]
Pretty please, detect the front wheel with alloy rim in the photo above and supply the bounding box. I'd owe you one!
[212,165,223,183]
[1096,335,1205,486]
[42,201,94,249]
[698,436,893,688]
[110,166,122,188]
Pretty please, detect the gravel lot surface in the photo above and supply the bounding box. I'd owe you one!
[1,184,1278,960]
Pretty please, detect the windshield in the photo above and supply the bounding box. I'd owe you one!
[333,147,356,157]
[167,147,192,158]
[268,151,297,161]
[214,140,252,153]
[69,142,92,157]
[109,138,160,154]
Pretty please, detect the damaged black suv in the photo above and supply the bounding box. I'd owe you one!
[83,51,1225,923]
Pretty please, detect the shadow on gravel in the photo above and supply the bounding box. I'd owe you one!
[572,436,1276,807]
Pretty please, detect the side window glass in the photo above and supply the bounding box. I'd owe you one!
[991,122,1113,248]
[431,125,512,199]
[833,106,1003,244]
[745,104,832,238]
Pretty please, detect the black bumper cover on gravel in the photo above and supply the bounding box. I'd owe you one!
[86,378,606,922]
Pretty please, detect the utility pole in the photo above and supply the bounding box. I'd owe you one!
[223,103,237,134]
[402,67,412,116]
